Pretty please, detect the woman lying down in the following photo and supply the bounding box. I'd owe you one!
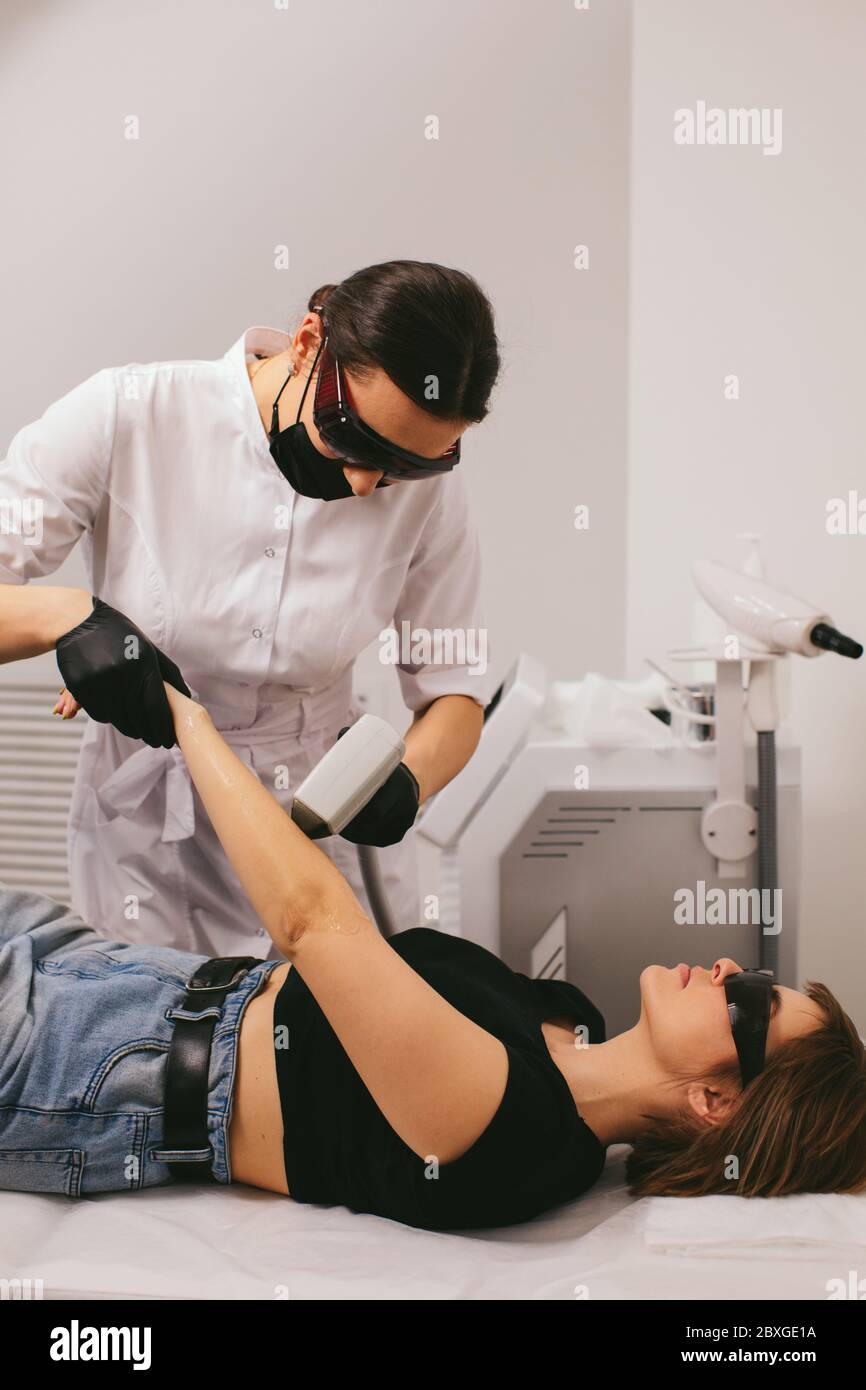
[1,592,865,1231]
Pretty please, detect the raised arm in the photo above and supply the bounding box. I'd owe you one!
[164,682,508,1165]
[0,584,188,746]
[0,584,93,663]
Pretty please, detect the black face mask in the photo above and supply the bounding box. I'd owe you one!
[269,420,357,500]
[267,364,356,501]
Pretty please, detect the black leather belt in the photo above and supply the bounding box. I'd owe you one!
[163,955,262,1183]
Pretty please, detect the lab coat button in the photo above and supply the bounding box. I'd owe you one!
[264,547,275,558]
[252,627,263,639]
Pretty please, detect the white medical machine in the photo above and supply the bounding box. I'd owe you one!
[414,654,804,1037]
[418,550,860,1033]
[666,551,861,982]
[292,545,861,1038]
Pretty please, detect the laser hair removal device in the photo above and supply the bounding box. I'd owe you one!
[290,713,407,937]
[669,551,862,972]
[291,714,405,838]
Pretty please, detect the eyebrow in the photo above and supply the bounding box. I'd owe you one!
[771,987,782,1018]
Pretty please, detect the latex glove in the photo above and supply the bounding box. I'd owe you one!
[55,596,191,749]
[336,727,421,847]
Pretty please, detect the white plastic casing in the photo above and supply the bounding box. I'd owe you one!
[693,560,831,656]
[417,653,548,849]
[291,714,405,837]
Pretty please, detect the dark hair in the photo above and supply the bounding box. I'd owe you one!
[625,981,866,1198]
[302,261,500,424]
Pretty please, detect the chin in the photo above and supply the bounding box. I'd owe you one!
[639,963,665,987]
[638,964,677,1016]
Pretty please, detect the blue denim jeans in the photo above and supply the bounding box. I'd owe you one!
[0,881,281,1196]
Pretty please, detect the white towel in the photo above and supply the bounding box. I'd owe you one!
[644,1193,866,1260]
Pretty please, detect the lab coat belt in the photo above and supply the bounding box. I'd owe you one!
[94,742,250,843]
[92,682,353,844]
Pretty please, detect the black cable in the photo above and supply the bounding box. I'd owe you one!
[757,730,778,975]
[358,843,398,939]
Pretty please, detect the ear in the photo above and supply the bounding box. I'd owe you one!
[685,1081,739,1127]
[293,316,323,366]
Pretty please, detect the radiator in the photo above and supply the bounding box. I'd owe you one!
[0,680,87,905]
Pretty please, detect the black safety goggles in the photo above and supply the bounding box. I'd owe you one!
[724,968,774,1088]
[301,320,462,481]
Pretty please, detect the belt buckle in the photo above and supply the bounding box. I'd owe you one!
[186,956,260,995]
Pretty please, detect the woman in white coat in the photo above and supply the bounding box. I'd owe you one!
[0,260,499,957]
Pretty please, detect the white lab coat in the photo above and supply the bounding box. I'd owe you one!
[0,327,492,956]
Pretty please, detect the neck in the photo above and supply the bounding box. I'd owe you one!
[247,349,297,432]
[553,1023,679,1147]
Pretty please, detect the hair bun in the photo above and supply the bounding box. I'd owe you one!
[308,283,337,312]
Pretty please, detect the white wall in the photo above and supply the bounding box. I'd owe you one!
[627,1,866,1027]
[1,0,631,692]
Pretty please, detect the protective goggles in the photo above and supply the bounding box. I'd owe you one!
[300,318,462,481]
[724,968,774,1088]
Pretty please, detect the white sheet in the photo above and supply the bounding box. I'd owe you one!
[2,1148,860,1300]
[559,1193,866,1301]
[644,1191,866,1258]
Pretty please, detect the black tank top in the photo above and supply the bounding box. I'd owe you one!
[272,927,607,1231]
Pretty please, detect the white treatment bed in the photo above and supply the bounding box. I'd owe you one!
[3,1146,863,1301]
[1,684,862,1301]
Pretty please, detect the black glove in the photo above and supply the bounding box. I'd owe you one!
[336,727,421,848]
[55,596,191,749]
